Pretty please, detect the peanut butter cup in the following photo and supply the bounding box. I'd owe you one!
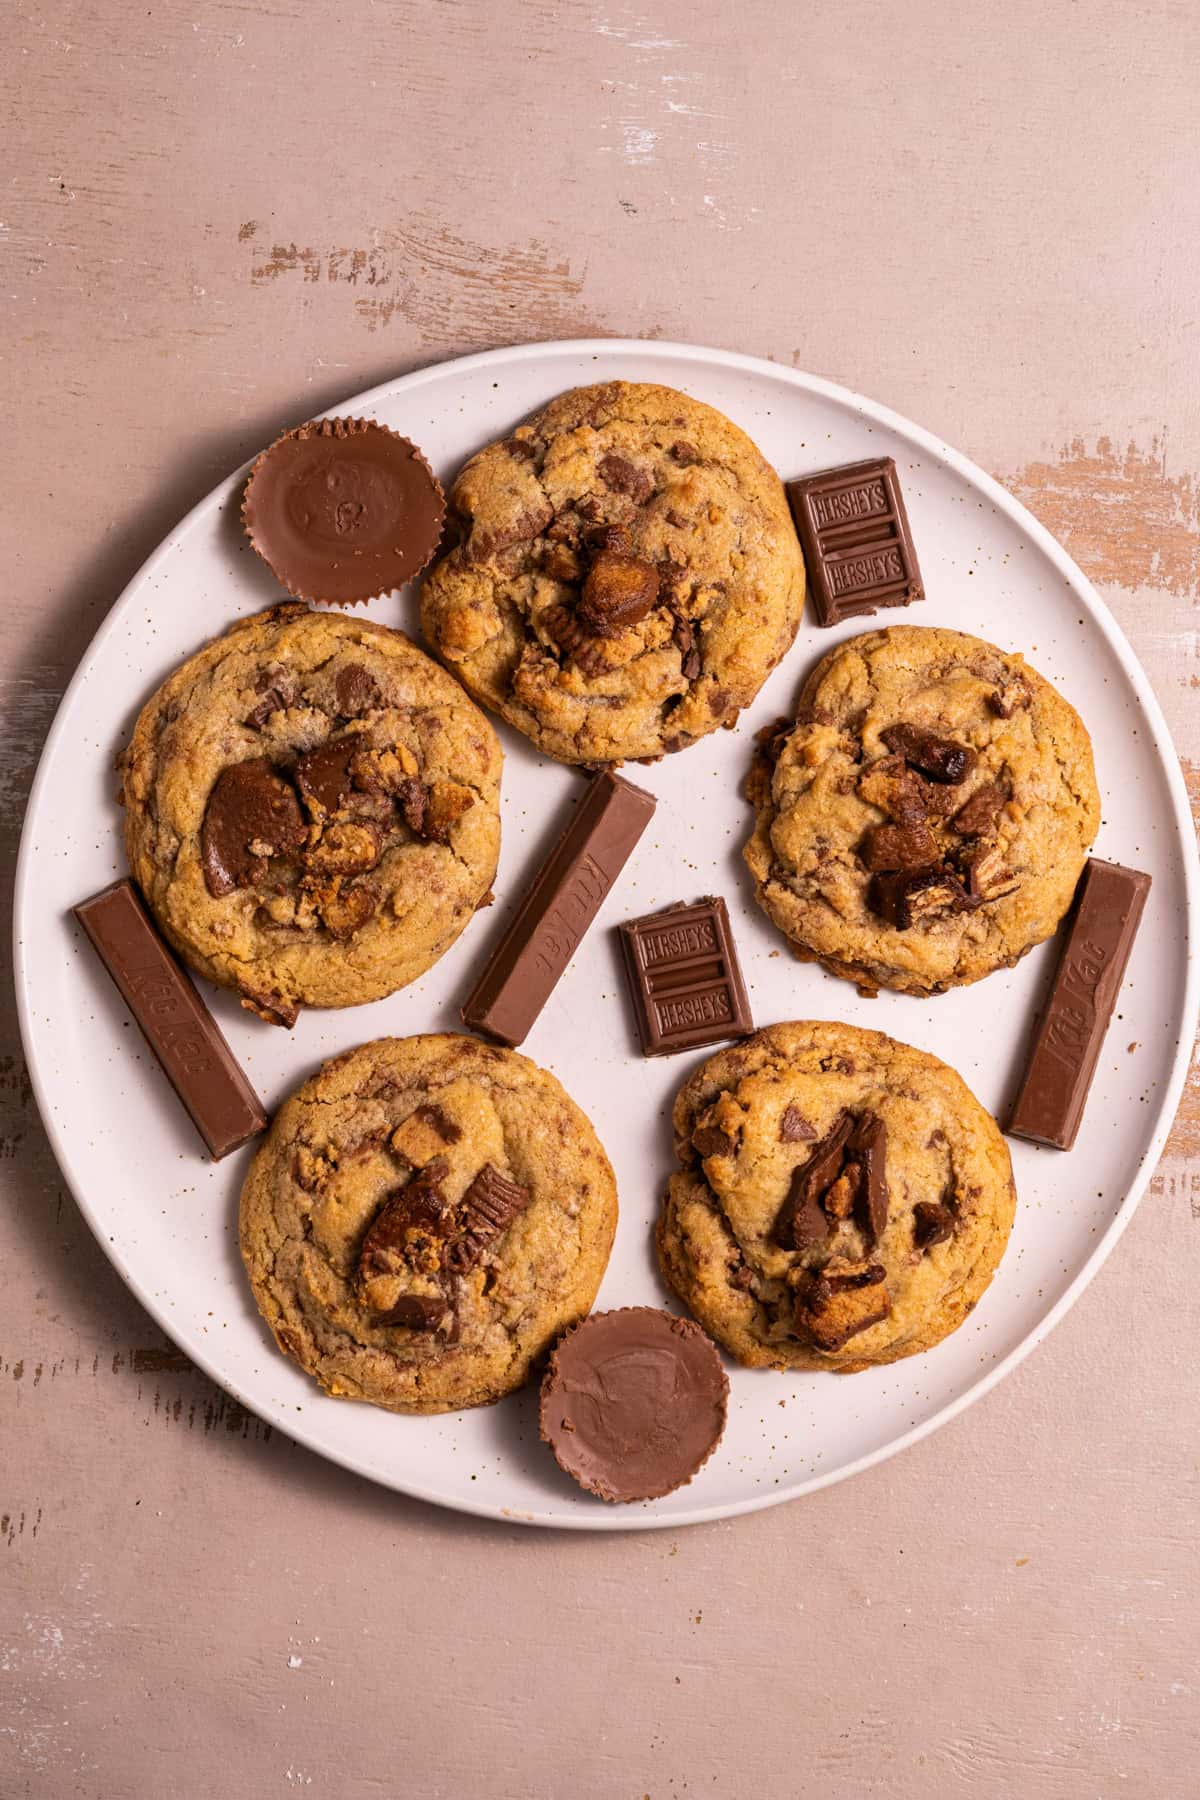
[243,417,445,606]
[540,1307,728,1503]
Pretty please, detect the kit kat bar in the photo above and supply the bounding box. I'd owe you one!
[1008,857,1151,1151]
[462,770,656,1046]
[74,879,268,1160]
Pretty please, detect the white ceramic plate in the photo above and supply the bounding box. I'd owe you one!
[15,341,1199,1530]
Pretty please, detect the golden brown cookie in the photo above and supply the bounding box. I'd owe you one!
[420,381,805,763]
[657,1022,1016,1372]
[120,603,501,1024]
[744,625,1100,995]
[240,1034,618,1414]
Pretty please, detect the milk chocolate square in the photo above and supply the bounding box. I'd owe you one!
[786,456,924,626]
[619,897,753,1057]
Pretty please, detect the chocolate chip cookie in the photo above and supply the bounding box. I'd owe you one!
[744,625,1100,995]
[240,1034,619,1413]
[420,381,806,764]
[657,1022,1016,1372]
[121,604,501,1025]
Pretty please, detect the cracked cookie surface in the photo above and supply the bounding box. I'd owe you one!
[419,381,805,764]
[657,1022,1015,1372]
[121,604,501,1022]
[240,1033,618,1413]
[744,625,1099,996]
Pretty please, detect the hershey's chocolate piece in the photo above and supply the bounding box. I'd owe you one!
[445,1163,532,1274]
[785,457,924,627]
[242,418,446,605]
[73,879,267,1160]
[539,1307,728,1503]
[912,1201,955,1250]
[880,724,975,785]
[619,896,753,1058]
[848,1112,889,1242]
[200,758,306,897]
[1008,858,1151,1150]
[775,1112,853,1249]
[462,770,655,1047]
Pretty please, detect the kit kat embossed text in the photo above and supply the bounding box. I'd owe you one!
[1009,860,1151,1149]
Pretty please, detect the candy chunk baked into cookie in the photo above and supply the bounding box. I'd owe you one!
[657,1022,1015,1372]
[420,382,806,763]
[240,1034,618,1413]
[121,604,501,1025]
[745,625,1100,996]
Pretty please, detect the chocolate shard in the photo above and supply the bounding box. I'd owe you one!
[577,548,660,634]
[859,820,938,873]
[869,867,968,929]
[238,985,299,1029]
[775,1112,853,1250]
[779,1103,817,1143]
[692,1125,736,1159]
[358,1158,451,1279]
[857,754,929,826]
[200,758,307,897]
[463,770,655,1048]
[445,1163,532,1274]
[952,779,1007,837]
[73,879,268,1160]
[597,452,654,502]
[294,738,358,819]
[880,724,976,785]
[397,777,428,835]
[1008,857,1152,1150]
[795,1257,890,1352]
[913,1201,955,1250]
[619,896,753,1058]
[785,457,924,628]
[335,663,380,717]
[376,1293,447,1330]
[848,1112,888,1242]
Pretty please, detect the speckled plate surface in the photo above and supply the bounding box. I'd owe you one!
[15,341,1199,1529]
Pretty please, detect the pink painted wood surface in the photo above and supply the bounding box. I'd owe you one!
[3,2,1198,1794]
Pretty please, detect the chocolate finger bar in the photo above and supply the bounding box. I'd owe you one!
[786,457,924,626]
[462,770,655,1047]
[1008,857,1151,1150]
[74,879,268,1160]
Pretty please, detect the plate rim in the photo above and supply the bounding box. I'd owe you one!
[15,335,1200,1531]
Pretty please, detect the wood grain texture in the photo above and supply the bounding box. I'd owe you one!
[2,1,1199,1795]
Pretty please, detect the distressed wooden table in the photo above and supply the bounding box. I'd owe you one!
[3,4,1198,1795]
